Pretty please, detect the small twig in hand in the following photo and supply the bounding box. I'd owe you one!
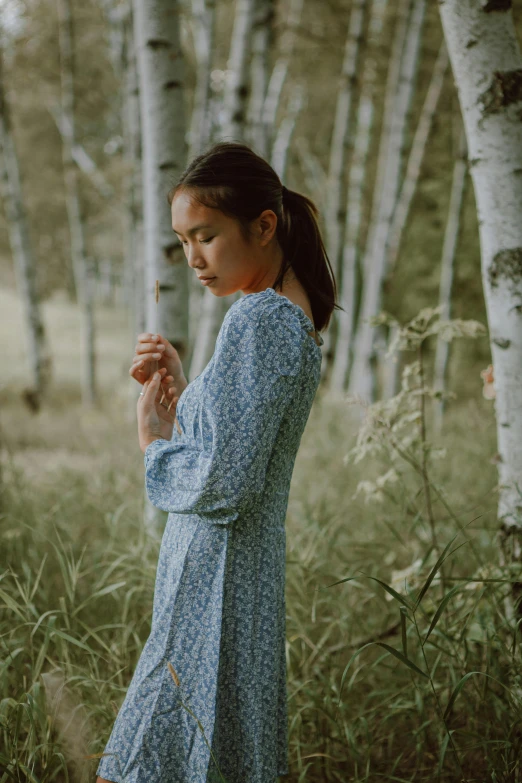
[154,279,168,405]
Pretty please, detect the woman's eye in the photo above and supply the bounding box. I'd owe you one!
[201,237,214,244]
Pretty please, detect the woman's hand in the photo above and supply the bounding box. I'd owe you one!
[137,371,181,453]
[129,333,188,400]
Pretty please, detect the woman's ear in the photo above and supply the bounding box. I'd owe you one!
[257,209,278,247]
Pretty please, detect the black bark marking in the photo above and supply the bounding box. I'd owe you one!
[493,337,511,349]
[481,0,511,10]
[488,248,522,289]
[147,38,171,50]
[466,38,478,48]
[163,245,183,264]
[479,69,522,115]
[159,162,177,172]
[164,80,182,90]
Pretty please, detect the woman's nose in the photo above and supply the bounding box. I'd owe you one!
[186,247,203,268]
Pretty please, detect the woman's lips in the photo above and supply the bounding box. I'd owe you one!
[199,276,216,285]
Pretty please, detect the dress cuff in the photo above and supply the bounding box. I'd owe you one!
[144,437,169,466]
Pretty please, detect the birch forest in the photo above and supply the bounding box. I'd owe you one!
[2,0,522,779]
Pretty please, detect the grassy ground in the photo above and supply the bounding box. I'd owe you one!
[1,288,520,783]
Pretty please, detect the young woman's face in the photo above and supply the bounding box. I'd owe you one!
[171,189,279,297]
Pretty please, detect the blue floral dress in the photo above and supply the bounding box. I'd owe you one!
[96,287,323,783]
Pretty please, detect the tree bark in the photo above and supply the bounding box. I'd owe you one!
[263,0,304,154]
[348,0,425,403]
[133,0,188,355]
[133,0,188,534]
[0,41,51,400]
[220,0,256,142]
[188,0,255,380]
[325,0,367,289]
[56,0,97,406]
[386,41,449,277]
[330,0,389,393]
[270,82,305,181]
[433,127,468,436]
[188,0,216,159]
[247,0,275,158]
[438,0,522,613]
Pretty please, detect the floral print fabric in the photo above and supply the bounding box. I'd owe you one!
[96,287,323,783]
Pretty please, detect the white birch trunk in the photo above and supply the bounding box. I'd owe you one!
[330,0,388,393]
[133,0,188,351]
[57,0,97,406]
[324,0,367,286]
[121,2,147,422]
[122,3,143,330]
[433,128,468,436]
[220,0,256,141]
[438,1,522,583]
[263,0,304,154]
[0,41,51,398]
[270,82,305,181]
[99,0,127,79]
[247,0,275,158]
[188,0,216,159]
[348,0,425,403]
[133,0,188,534]
[189,0,255,380]
[320,0,368,378]
[386,41,449,276]
[293,134,326,199]
[47,106,115,200]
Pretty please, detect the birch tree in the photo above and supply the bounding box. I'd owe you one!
[0,38,51,399]
[57,0,97,406]
[220,0,256,142]
[438,0,522,596]
[348,0,425,403]
[324,0,367,291]
[270,81,305,180]
[321,0,368,372]
[133,0,188,356]
[188,0,217,160]
[263,0,304,154]
[330,0,388,393]
[433,128,468,435]
[386,41,449,276]
[188,0,256,380]
[247,0,275,157]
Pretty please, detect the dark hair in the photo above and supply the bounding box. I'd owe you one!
[167,141,340,333]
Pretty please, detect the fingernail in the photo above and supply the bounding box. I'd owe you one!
[153,372,159,379]
[151,334,158,341]
[138,361,143,366]
[153,353,161,358]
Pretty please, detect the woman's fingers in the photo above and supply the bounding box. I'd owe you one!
[135,336,165,352]
[130,363,169,383]
[134,347,165,361]
[140,371,161,404]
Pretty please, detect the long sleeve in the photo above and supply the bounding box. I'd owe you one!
[144,302,303,525]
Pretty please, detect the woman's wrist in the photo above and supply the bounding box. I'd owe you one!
[140,435,165,454]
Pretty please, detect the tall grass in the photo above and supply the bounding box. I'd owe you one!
[1,300,520,781]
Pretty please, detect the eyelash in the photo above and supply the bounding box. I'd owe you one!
[179,237,214,246]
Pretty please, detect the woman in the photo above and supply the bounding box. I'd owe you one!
[96,141,338,783]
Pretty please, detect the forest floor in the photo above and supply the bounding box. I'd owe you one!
[2,287,518,783]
